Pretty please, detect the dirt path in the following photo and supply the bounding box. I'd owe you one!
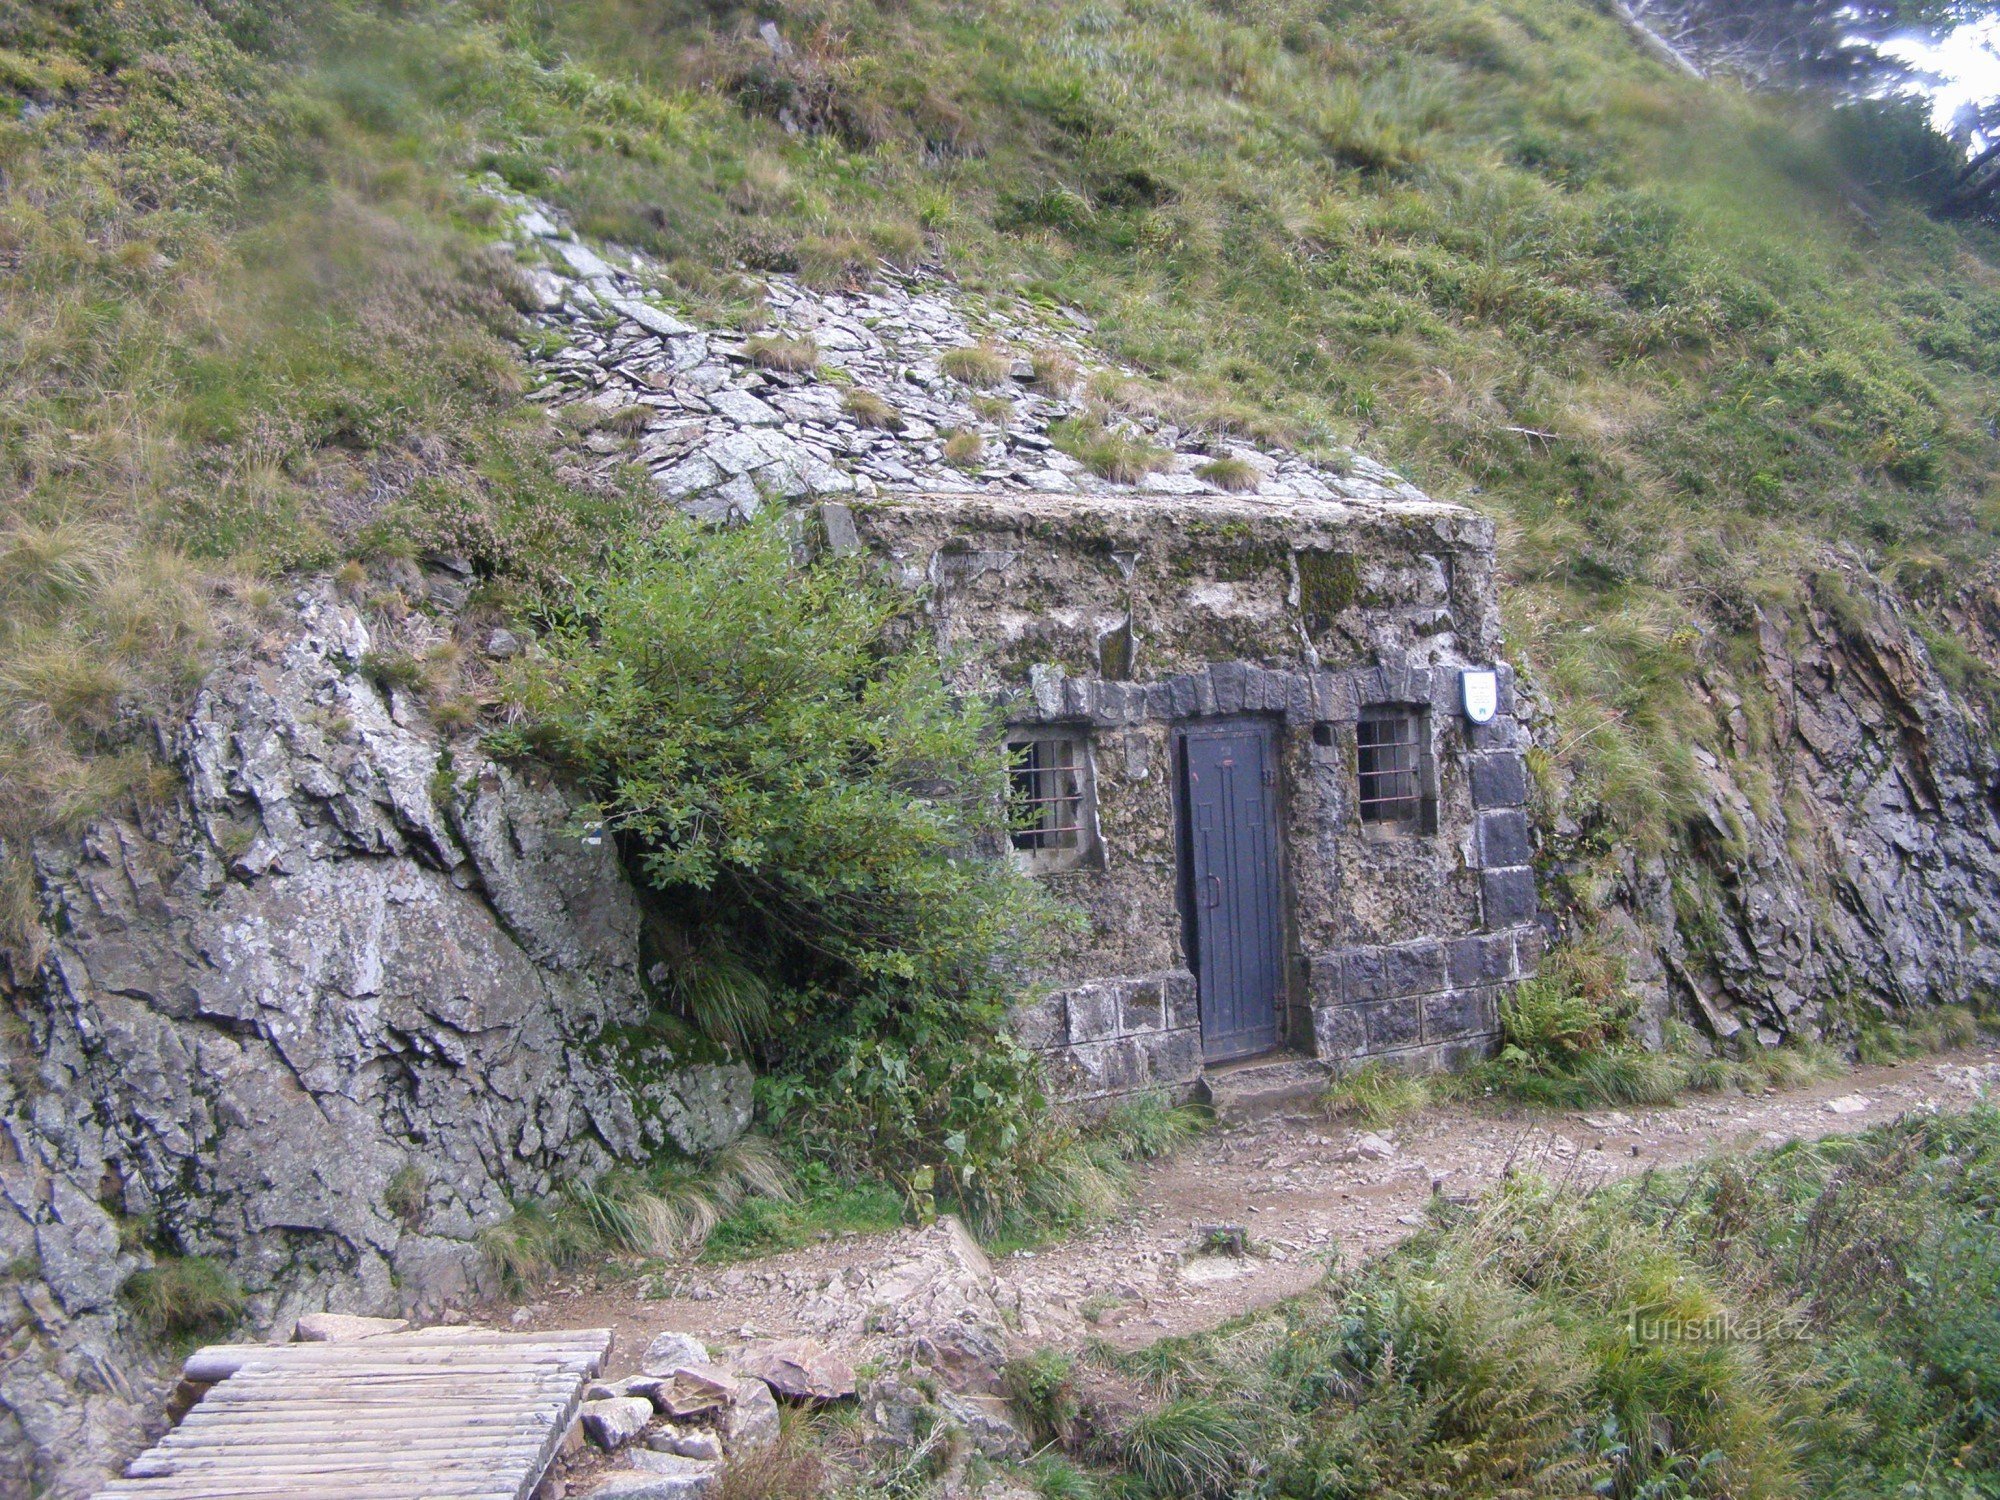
[518,1049,2000,1372]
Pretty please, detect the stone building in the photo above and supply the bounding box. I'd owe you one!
[844,490,1538,1102]
[500,185,1541,1103]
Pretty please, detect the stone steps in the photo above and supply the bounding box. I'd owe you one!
[1198,1054,1331,1122]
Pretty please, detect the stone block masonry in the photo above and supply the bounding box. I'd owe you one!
[1304,926,1539,1069]
[1012,971,1204,1102]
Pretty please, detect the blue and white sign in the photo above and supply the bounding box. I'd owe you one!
[1460,669,1499,725]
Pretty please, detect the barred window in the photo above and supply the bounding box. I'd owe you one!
[1356,708,1430,833]
[1008,731,1095,872]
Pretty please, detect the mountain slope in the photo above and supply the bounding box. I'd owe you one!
[6,0,1999,889]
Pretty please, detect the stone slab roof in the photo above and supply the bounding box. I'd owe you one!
[485,179,1467,526]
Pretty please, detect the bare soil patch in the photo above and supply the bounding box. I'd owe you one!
[513,1048,2000,1372]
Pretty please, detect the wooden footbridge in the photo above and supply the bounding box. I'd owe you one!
[90,1326,612,1500]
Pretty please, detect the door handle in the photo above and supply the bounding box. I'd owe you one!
[1205,874,1223,908]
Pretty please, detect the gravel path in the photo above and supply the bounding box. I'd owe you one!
[516,1048,2000,1370]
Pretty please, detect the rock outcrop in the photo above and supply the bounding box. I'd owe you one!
[1576,555,2000,1043]
[0,585,748,1498]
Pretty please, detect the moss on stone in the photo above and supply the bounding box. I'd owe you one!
[1299,550,1363,635]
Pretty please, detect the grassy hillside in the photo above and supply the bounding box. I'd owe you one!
[1025,1108,2000,1499]
[5,0,2000,951]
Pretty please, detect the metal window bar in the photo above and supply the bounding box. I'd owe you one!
[1009,737,1084,850]
[1356,712,1422,825]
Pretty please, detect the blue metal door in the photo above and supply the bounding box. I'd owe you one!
[1180,721,1284,1062]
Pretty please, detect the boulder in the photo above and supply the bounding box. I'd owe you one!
[910,1321,1009,1395]
[639,1331,712,1377]
[938,1390,1028,1460]
[625,1452,724,1498]
[736,1338,857,1402]
[645,1427,724,1461]
[1348,1132,1398,1161]
[589,1461,720,1500]
[580,1396,656,1450]
[723,1374,781,1451]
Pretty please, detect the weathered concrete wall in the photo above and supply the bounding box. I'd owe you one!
[0,586,746,1499]
[851,492,1540,1096]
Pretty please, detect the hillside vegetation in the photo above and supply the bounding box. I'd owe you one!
[6,0,2000,920]
[1026,1108,2000,1500]
[5,3,2000,1050]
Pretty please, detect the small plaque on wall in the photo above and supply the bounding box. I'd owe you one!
[1461,669,1498,725]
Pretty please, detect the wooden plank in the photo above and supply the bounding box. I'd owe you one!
[170,1399,563,1422]
[105,1490,513,1498]
[143,1429,558,1456]
[95,1325,612,1500]
[128,1451,549,1476]
[183,1331,609,1383]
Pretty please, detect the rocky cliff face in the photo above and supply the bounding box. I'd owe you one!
[1573,553,2000,1045]
[0,585,748,1499]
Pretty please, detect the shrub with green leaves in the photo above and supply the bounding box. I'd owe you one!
[496,513,1071,1218]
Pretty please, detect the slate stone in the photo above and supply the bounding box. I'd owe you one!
[1009,995,1067,1051]
[1482,867,1539,928]
[1476,809,1533,869]
[1311,1005,1366,1058]
[581,1396,656,1450]
[1469,753,1527,809]
[724,1376,781,1450]
[611,299,697,338]
[737,1339,857,1401]
[1448,933,1515,988]
[1470,714,1525,752]
[1121,977,1166,1033]
[1423,988,1492,1040]
[706,388,781,426]
[1144,1026,1204,1086]
[1384,941,1447,997]
[640,1332,712,1378]
[1356,999,1424,1049]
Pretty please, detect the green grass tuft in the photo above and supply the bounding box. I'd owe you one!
[939,343,1015,388]
[842,388,904,430]
[1320,1061,1432,1126]
[1121,1396,1252,1500]
[1049,416,1171,483]
[745,335,819,373]
[121,1256,244,1339]
[1193,456,1260,492]
[942,428,985,467]
[480,1136,796,1290]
